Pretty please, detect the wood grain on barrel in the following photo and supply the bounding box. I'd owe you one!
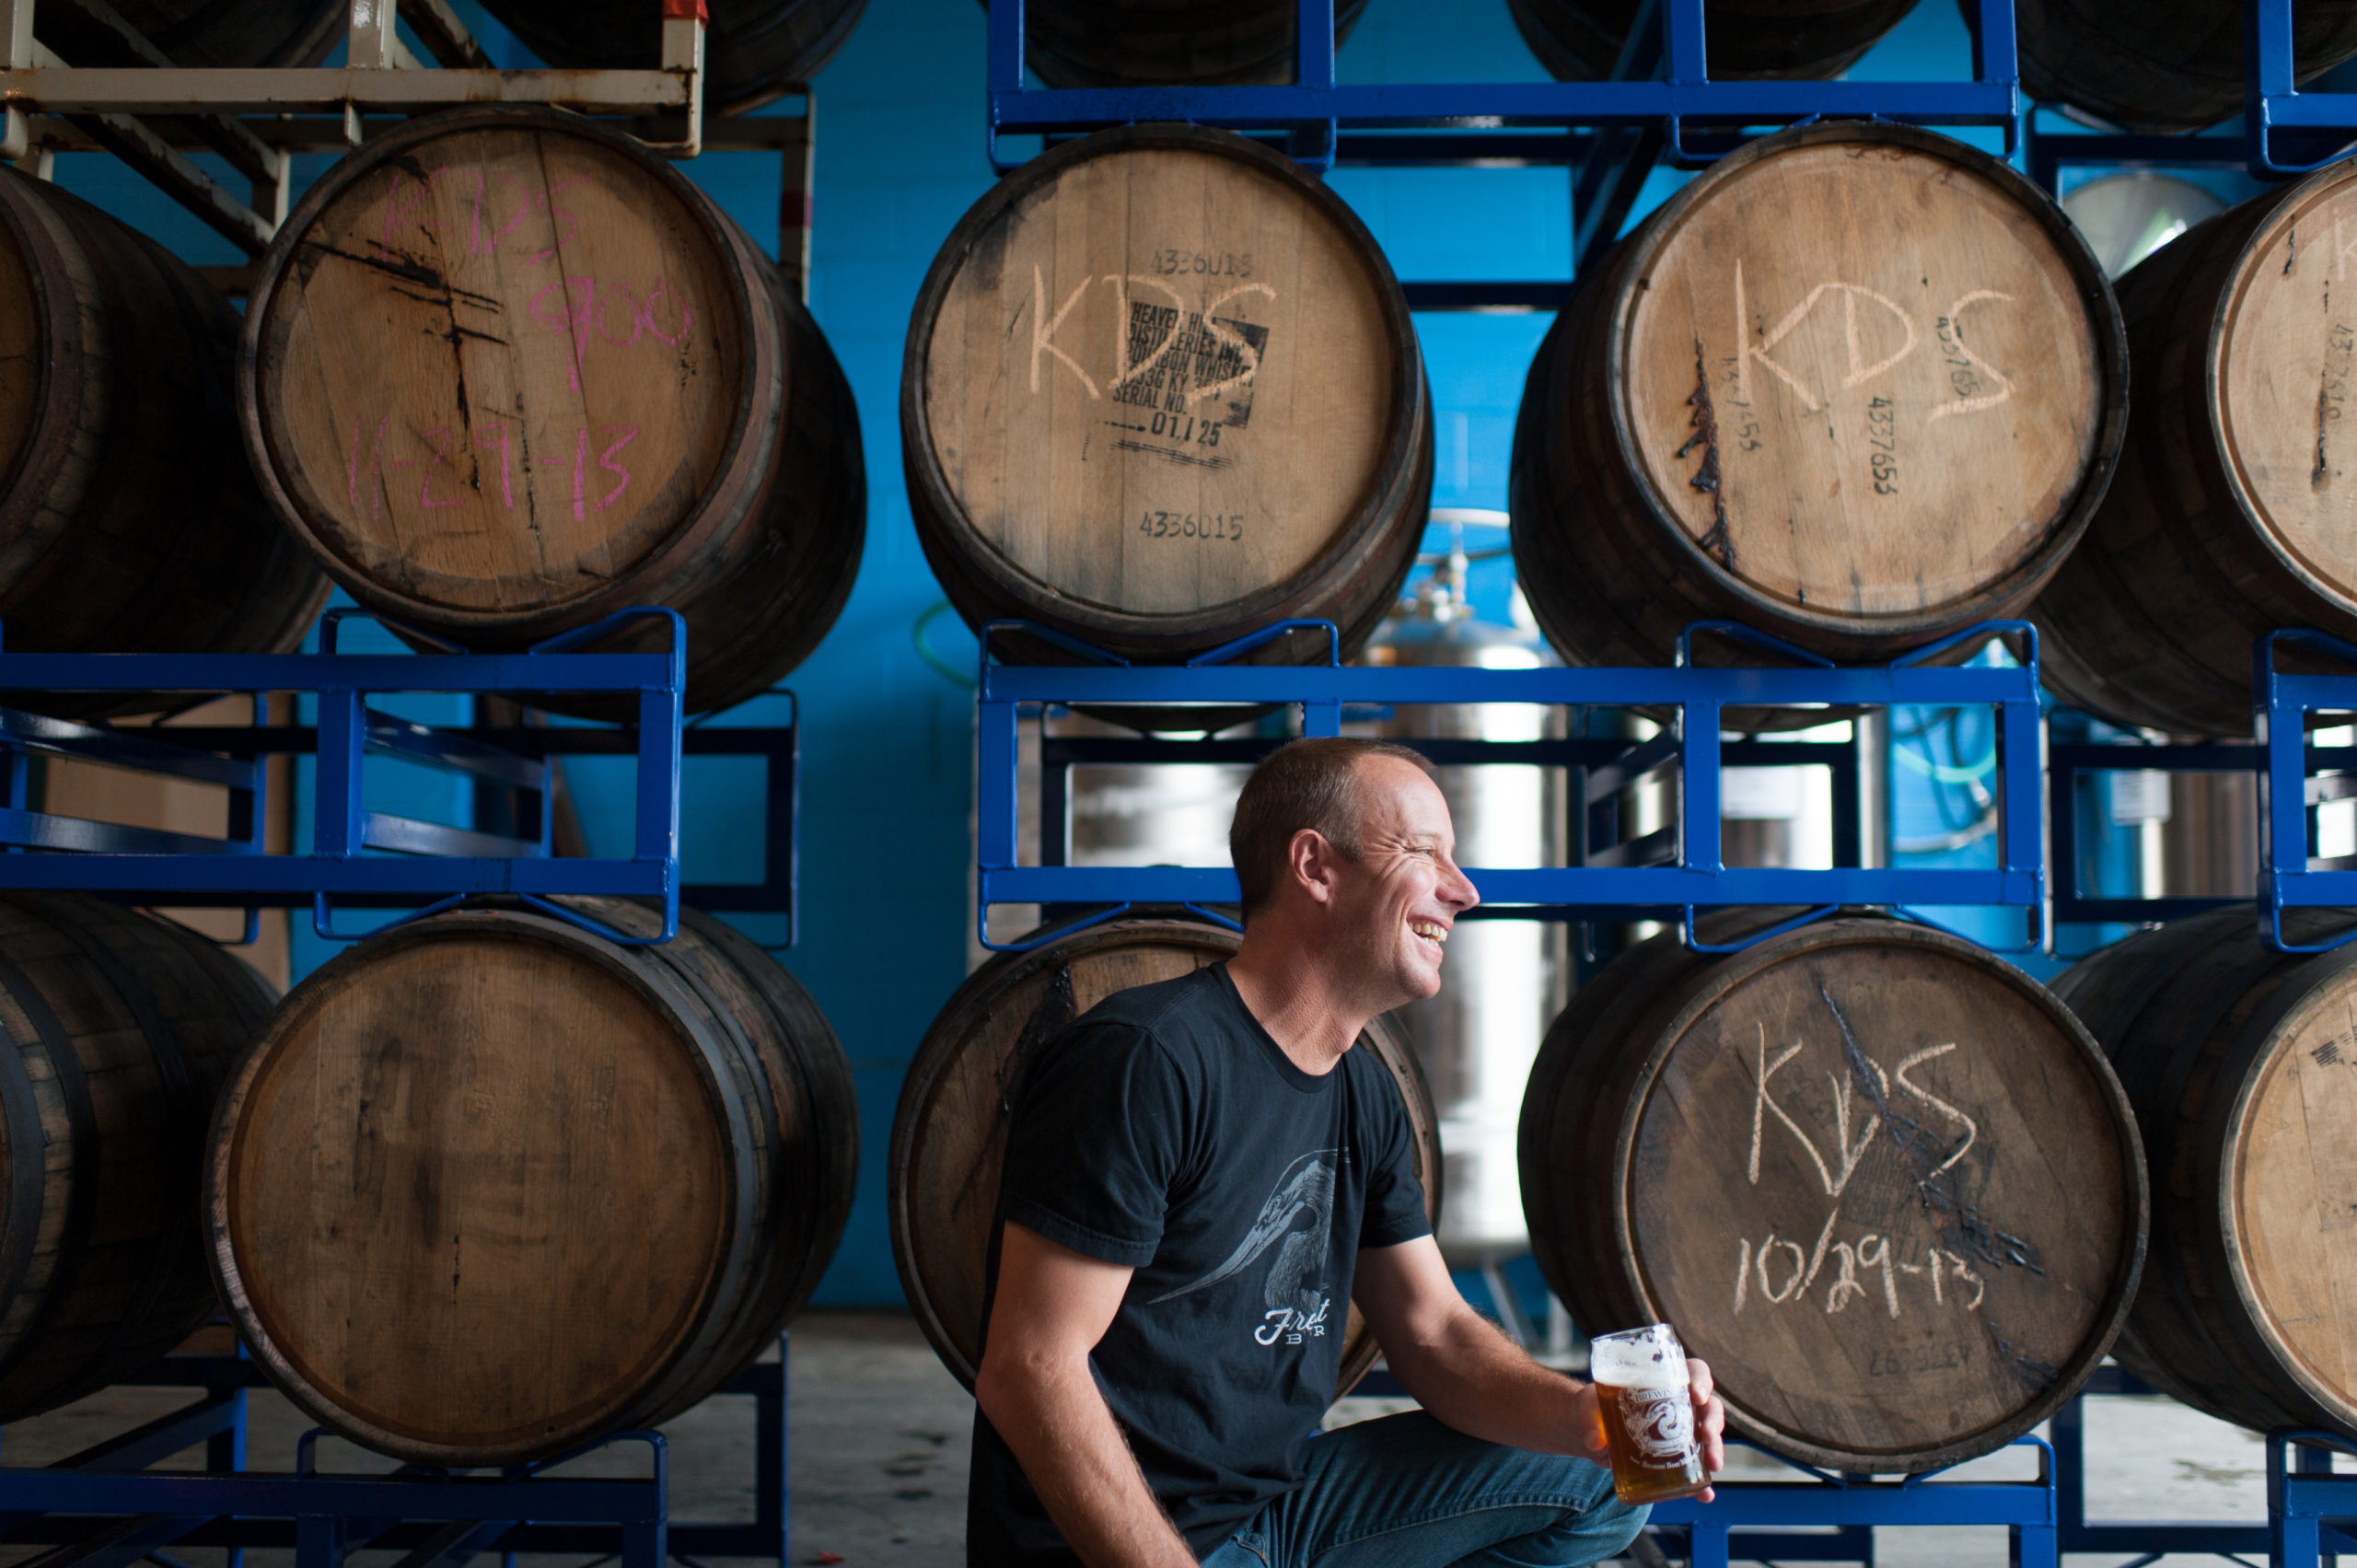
[244,108,864,715]
[208,898,858,1465]
[1512,123,2124,667]
[1522,914,2145,1472]
[0,168,326,699]
[1509,0,1919,82]
[1969,0,2357,134]
[0,895,273,1423]
[904,124,1430,666]
[888,918,1439,1398]
[2032,158,2357,737]
[2052,908,2357,1434]
[222,937,729,1453]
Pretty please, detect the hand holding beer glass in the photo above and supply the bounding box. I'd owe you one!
[1589,1324,1718,1504]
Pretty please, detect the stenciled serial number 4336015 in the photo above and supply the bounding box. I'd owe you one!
[1138,511,1247,541]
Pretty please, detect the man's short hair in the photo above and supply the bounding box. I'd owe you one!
[1228,737,1433,919]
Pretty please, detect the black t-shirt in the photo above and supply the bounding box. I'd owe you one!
[968,963,1432,1565]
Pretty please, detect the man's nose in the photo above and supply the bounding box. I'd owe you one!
[1443,855,1480,912]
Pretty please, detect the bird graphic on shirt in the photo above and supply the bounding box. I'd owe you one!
[1148,1149,1337,1306]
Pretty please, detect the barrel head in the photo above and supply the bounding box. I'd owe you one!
[2227,978,2357,1430]
[1533,919,2145,1472]
[909,125,1424,652]
[215,926,733,1461]
[249,113,749,620]
[1617,127,2110,625]
[2213,160,2357,616]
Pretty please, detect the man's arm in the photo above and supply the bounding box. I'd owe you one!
[973,1221,1198,1568]
[1353,1236,1724,1497]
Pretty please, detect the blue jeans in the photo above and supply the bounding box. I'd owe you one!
[1198,1411,1647,1568]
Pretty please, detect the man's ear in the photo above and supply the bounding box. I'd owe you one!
[1288,828,1341,907]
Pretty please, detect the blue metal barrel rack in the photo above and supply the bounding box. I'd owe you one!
[0,606,802,1565]
[979,620,2044,951]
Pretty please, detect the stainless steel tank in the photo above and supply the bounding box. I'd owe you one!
[1360,516,1568,1274]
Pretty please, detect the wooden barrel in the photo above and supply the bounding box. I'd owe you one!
[38,0,344,68]
[0,168,327,692]
[1510,122,2126,670]
[204,898,858,1466]
[473,0,866,113]
[888,917,1440,1396]
[2031,157,2357,739]
[1967,0,2357,135]
[904,123,1432,668]
[1509,0,1919,81]
[240,107,865,717]
[0,894,275,1423]
[2052,908,2357,1435]
[1520,912,2146,1473]
[1016,0,1371,87]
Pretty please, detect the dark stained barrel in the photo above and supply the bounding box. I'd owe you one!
[37,0,344,68]
[1510,122,2125,673]
[1016,0,1371,87]
[904,123,1431,668]
[1521,912,2147,1473]
[205,898,858,1466]
[240,107,865,717]
[1966,0,2357,134]
[2033,156,2357,738]
[1510,0,1919,81]
[888,917,1440,1398]
[473,0,867,113]
[0,168,326,693]
[2052,908,2357,1436]
[0,894,275,1423]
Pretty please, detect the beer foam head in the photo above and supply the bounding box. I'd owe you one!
[1590,1324,1688,1389]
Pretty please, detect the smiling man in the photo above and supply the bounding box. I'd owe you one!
[970,737,1724,1567]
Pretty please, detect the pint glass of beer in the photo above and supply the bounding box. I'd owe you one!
[1589,1323,1708,1504]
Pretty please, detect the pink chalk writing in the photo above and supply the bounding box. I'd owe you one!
[340,417,635,522]
[481,421,516,510]
[644,280,693,345]
[346,416,392,519]
[597,425,637,510]
[529,277,598,392]
[376,163,586,261]
[571,426,588,521]
[528,274,696,390]
[418,427,463,508]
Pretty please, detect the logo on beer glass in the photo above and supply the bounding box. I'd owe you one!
[1619,1383,1695,1464]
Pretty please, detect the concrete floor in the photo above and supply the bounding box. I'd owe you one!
[0,1311,2338,1567]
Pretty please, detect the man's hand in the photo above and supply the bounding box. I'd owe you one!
[1687,1355,1727,1502]
[1355,1237,1730,1500]
[974,1223,1196,1568]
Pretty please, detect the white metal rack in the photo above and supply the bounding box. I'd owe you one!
[0,0,818,298]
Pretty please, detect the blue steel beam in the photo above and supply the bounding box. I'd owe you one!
[0,612,691,939]
[991,78,2020,134]
[977,622,2042,947]
[983,0,2016,176]
[984,865,2036,907]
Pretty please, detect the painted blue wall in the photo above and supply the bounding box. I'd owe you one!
[40,0,2183,1305]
